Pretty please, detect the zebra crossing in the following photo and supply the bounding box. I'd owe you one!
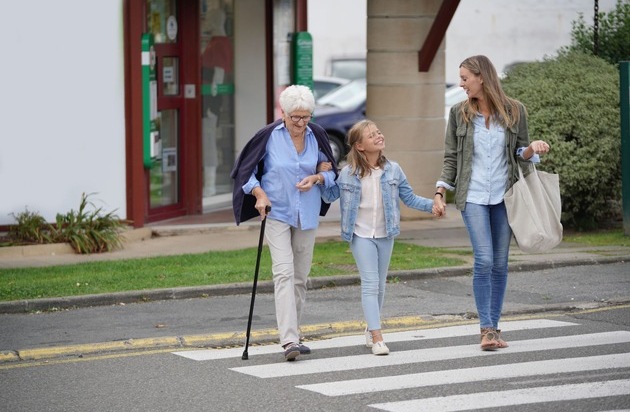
[172,319,630,410]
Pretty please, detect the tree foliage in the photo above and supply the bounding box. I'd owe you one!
[501,52,621,230]
[565,0,630,65]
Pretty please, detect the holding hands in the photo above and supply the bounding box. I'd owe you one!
[433,192,446,218]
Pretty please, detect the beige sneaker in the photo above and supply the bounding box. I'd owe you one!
[365,328,373,348]
[371,341,389,355]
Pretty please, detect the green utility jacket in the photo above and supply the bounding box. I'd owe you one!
[438,101,533,211]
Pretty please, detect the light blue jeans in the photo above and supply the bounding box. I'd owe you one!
[461,202,512,329]
[350,236,395,331]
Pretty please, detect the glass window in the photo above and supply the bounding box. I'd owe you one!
[147,0,178,44]
[200,0,235,201]
[162,57,179,96]
[150,110,179,207]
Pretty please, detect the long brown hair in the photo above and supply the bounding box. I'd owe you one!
[458,55,523,127]
[345,119,387,178]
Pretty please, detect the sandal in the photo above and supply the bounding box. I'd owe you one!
[480,328,500,351]
[496,329,509,348]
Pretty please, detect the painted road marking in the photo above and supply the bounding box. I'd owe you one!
[173,318,576,361]
[297,353,630,396]
[368,379,630,412]
[231,331,630,378]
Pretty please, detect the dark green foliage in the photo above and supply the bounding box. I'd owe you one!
[501,52,620,230]
[564,0,630,65]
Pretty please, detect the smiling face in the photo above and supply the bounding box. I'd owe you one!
[459,66,484,100]
[356,123,385,154]
[282,109,312,138]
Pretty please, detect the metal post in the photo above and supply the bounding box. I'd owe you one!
[621,61,630,235]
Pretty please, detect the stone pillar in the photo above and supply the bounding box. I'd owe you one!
[367,0,445,219]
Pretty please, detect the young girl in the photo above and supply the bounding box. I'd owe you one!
[321,120,436,355]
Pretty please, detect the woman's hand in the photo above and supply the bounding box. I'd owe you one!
[251,187,271,219]
[525,140,550,158]
[432,192,446,218]
[296,175,320,192]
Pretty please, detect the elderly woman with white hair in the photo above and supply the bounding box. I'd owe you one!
[231,85,338,361]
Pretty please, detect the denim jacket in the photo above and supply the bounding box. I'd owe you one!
[322,160,433,242]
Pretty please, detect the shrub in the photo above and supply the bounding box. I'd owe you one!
[6,193,127,253]
[47,193,126,254]
[8,209,48,244]
[501,52,621,230]
[564,0,630,66]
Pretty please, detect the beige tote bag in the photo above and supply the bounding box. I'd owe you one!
[504,164,563,253]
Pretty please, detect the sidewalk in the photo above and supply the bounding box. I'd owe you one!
[1,203,629,363]
[1,202,629,296]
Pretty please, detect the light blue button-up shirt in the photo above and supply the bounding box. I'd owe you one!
[465,113,539,206]
[242,123,334,230]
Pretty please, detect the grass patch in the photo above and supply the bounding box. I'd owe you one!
[563,228,630,247]
[0,240,468,302]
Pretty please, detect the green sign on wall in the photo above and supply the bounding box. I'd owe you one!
[292,31,313,92]
[141,33,160,168]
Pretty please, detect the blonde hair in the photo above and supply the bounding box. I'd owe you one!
[345,119,387,178]
[458,55,523,127]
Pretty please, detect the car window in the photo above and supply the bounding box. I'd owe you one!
[329,59,366,80]
[317,80,366,110]
[313,81,344,101]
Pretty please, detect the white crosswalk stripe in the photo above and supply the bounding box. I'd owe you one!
[173,318,576,361]
[368,379,630,412]
[231,331,630,378]
[297,353,630,396]
[172,319,630,410]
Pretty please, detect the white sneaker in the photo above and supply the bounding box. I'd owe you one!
[365,328,373,348]
[372,341,389,355]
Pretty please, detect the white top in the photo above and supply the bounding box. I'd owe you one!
[354,168,387,239]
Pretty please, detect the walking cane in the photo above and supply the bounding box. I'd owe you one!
[242,205,271,360]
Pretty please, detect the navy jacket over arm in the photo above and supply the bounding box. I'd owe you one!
[231,120,338,225]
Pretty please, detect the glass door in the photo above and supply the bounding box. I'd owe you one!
[200,0,234,207]
[147,0,183,211]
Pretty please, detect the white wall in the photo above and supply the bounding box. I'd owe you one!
[234,0,268,153]
[445,0,618,86]
[0,1,127,225]
[308,0,617,83]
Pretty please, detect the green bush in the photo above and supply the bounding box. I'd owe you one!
[564,0,630,66]
[501,52,621,230]
[8,209,48,244]
[6,193,127,254]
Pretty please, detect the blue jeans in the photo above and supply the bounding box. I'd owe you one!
[461,202,512,329]
[350,236,395,331]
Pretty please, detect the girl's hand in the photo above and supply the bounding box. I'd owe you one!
[317,162,332,172]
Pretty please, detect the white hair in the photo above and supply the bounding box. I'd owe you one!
[279,85,315,114]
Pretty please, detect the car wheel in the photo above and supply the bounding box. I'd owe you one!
[327,134,345,164]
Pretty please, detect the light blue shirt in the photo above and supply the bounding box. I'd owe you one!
[440,113,539,205]
[242,123,334,230]
[467,114,509,205]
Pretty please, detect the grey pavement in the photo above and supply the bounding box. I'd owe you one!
[1,203,629,363]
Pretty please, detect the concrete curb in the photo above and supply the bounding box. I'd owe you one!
[1,255,628,314]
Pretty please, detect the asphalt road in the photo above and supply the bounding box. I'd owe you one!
[1,306,629,411]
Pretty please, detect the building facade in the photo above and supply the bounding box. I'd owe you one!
[2,0,450,228]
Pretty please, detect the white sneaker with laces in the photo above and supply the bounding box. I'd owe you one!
[365,328,373,348]
[372,341,389,355]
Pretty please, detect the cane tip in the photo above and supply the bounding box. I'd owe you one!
[241,352,248,360]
